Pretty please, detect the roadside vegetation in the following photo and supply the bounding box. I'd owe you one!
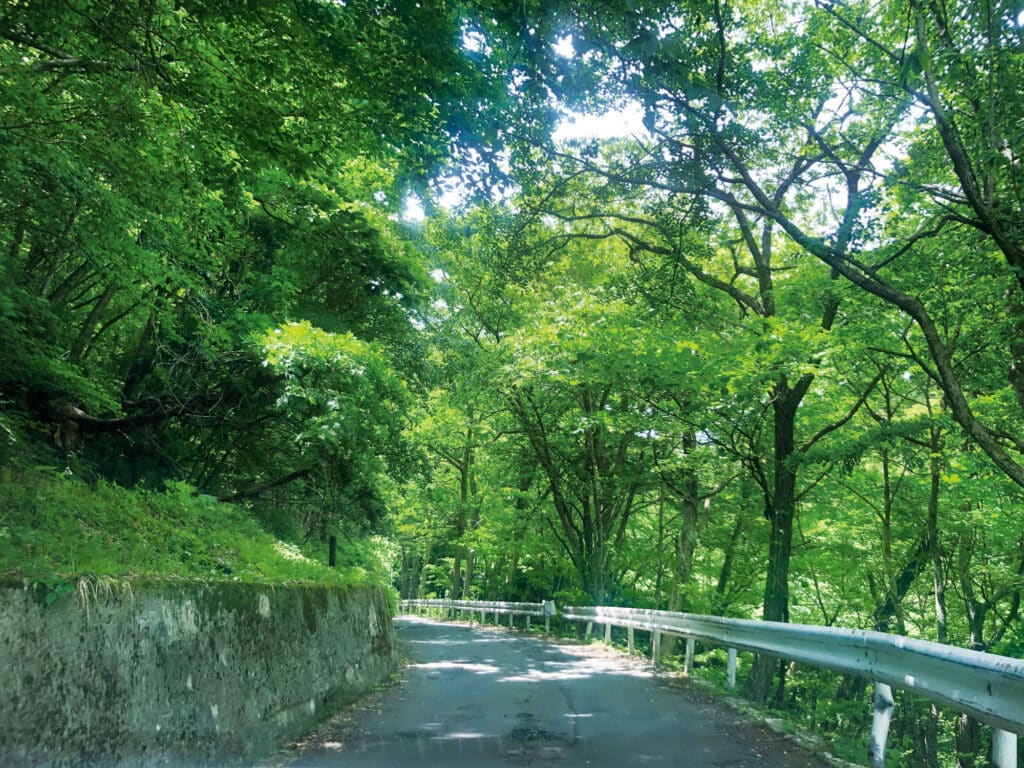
[0,466,390,587]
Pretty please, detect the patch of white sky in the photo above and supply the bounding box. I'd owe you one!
[406,3,1024,224]
[402,93,647,222]
[462,27,490,55]
[549,32,651,143]
[408,11,941,236]
[402,30,648,224]
[553,101,648,143]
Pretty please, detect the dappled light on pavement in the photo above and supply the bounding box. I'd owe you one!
[276,616,833,767]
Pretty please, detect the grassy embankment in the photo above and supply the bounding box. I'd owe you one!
[0,467,386,593]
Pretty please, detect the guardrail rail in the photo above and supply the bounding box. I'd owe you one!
[400,598,556,633]
[397,599,1023,767]
[561,605,1024,768]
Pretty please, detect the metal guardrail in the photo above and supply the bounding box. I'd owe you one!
[398,599,1023,767]
[562,605,1024,768]
[399,598,556,632]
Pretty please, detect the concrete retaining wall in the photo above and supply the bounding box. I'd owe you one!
[0,579,397,766]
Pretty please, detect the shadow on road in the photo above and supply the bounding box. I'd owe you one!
[273,615,834,768]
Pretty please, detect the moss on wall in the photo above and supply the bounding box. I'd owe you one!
[0,579,397,767]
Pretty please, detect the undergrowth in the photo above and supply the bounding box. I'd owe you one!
[0,466,388,588]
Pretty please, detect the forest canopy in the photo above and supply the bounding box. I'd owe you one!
[2,0,1023,764]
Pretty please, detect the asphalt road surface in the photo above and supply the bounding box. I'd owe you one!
[277,615,834,767]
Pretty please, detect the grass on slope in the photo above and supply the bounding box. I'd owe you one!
[0,467,378,587]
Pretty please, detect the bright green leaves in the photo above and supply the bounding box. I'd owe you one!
[247,320,414,531]
[1,0,491,544]
[261,321,408,465]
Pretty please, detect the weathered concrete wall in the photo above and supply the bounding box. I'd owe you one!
[0,579,397,766]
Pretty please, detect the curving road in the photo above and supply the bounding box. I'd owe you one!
[278,615,833,767]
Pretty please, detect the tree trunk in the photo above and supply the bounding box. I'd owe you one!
[38,202,82,301]
[713,503,747,615]
[928,424,948,644]
[451,424,475,598]
[921,704,941,768]
[400,548,422,599]
[46,257,91,309]
[955,714,981,768]
[122,312,156,401]
[662,439,700,657]
[451,510,466,599]
[746,389,798,703]
[584,544,607,605]
[956,542,987,768]
[417,539,433,599]
[69,283,117,363]
[8,218,25,266]
[877,447,907,634]
[496,470,531,599]
[503,546,520,595]
[655,490,666,604]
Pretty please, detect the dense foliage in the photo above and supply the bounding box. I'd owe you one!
[2,1,1022,766]
[0,0,502,530]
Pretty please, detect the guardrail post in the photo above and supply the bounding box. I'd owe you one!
[652,630,661,666]
[526,615,531,631]
[627,626,635,654]
[508,612,513,628]
[604,623,611,644]
[685,638,695,675]
[544,615,550,634]
[992,729,1017,768]
[726,648,737,689]
[868,682,895,768]
[585,621,593,640]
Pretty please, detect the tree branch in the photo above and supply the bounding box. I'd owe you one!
[217,468,311,503]
[801,368,885,453]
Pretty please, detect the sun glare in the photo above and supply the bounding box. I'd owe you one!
[553,102,649,142]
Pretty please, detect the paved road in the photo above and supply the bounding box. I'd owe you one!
[279,615,833,767]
